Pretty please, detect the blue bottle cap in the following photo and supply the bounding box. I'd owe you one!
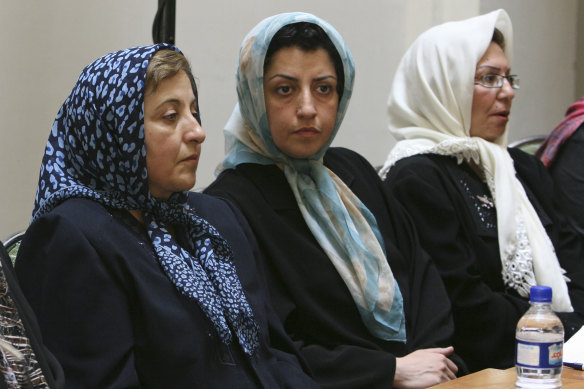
[530,285,552,303]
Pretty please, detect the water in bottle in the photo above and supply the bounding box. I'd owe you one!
[515,285,563,388]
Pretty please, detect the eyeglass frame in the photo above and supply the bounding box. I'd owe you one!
[474,74,520,90]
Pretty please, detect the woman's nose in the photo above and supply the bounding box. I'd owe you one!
[185,115,206,143]
[498,78,515,100]
[296,89,317,118]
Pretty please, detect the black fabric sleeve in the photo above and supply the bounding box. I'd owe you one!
[218,199,320,389]
[297,343,396,389]
[15,213,139,388]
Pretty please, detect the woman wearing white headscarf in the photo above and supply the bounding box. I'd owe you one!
[381,9,584,372]
[206,11,466,389]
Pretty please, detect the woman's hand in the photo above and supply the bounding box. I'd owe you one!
[394,346,458,389]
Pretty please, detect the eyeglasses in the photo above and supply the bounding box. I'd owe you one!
[474,74,520,90]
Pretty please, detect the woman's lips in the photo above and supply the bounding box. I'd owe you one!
[294,126,320,137]
[492,111,510,122]
[181,154,199,163]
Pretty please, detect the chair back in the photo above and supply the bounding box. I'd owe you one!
[508,135,547,155]
[2,231,24,266]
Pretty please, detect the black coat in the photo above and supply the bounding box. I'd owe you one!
[15,193,318,388]
[205,147,465,389]
[383,148,584,372]
[549,124,584,237]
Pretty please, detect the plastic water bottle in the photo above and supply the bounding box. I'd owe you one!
[515,285,564,388]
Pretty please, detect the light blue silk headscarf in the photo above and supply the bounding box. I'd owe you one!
[217,12,406,342]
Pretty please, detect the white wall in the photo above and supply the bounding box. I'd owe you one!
[0,0,579,240]
[0,1,157,240]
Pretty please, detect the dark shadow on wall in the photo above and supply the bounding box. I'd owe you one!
[152,0,176,44]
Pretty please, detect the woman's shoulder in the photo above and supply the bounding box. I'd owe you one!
[324,147,372,168]
[18,198,146,274]
[323,147,382,183]
[394,153,449,168]
[385,153,452,182]
[187,190,228,210]
[186,191,241,223]
[205,164,286,202]
[508,147,543,168]
[507,147,549,183]
[31,198,145,249]
[209,164,276,185]
[188,191,256,237]
[37,198,114,229]
[326,147,447,172]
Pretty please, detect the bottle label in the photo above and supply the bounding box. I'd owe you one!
[516,340,563,368]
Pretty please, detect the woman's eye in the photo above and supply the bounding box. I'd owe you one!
[316,84,333,94]
[163,112,177,121]
[483,74,498,84]
[276,85,292,95]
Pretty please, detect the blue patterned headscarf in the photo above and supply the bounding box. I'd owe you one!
[33,44,260,354]
[218,13,406,342]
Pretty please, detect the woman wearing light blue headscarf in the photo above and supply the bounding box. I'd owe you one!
[14,44,319,388]
[206,12,465,388]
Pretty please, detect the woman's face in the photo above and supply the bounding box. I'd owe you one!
[263,46,339,159]
[470,42,515,142]
[144,70,205,200]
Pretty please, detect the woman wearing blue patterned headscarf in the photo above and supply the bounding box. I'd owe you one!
[15,44,318,388]
[206,12,465,388]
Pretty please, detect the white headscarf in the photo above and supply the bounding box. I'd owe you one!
[380,9,572,312]
[217,13,406,341]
